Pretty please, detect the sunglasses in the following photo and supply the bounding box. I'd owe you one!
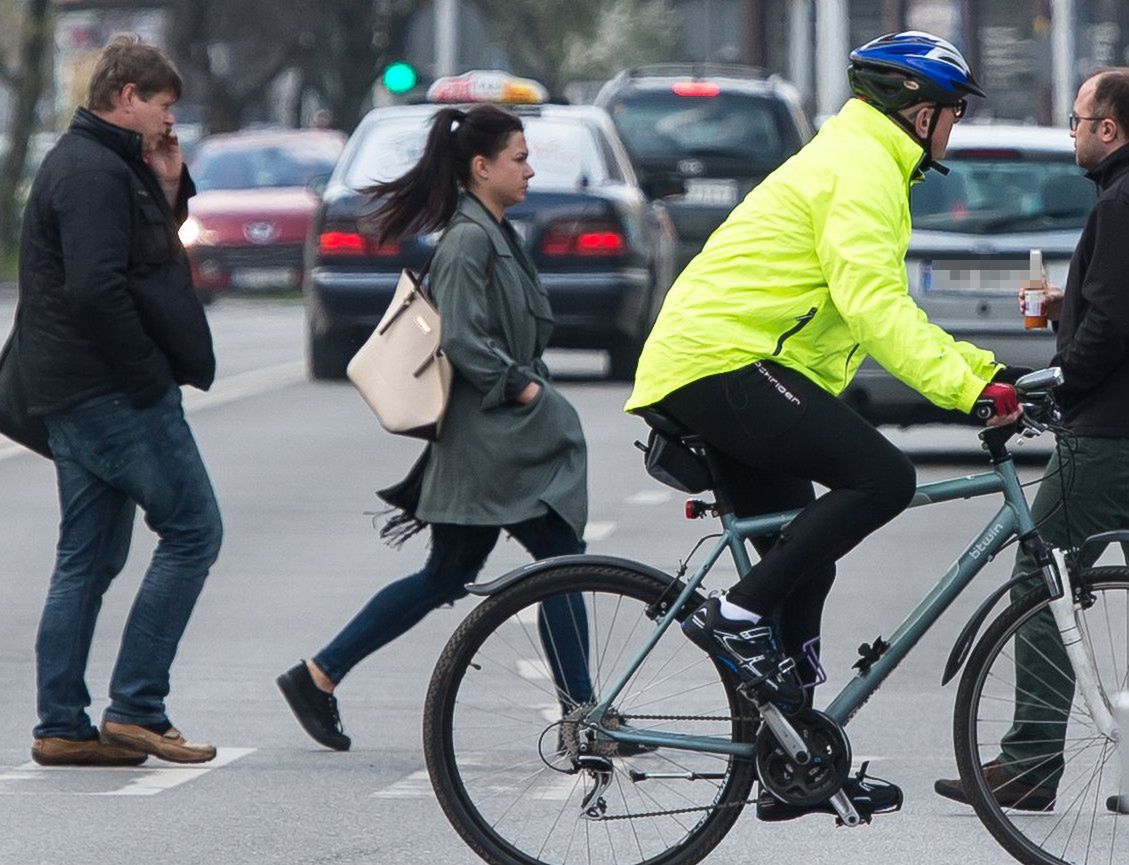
[950,98,967,121]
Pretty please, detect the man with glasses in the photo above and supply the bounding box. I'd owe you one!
[936,68,1129,813]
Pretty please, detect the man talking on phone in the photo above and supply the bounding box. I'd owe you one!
[13,33,221,765]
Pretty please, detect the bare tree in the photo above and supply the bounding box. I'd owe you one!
[472,0,602,97]
[166,0,311,133]
[163,0,416,136]
[0,0,52,255]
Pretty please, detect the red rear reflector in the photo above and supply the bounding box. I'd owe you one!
[541,221,627,257]
[318,231,365,255]
[575,231,625,255]
[318,231,400,257]
[672,82,721,97]
[368,239,401,257]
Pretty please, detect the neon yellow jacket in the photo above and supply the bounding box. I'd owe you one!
[626,98,1000,413]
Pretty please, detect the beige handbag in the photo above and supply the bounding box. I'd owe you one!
[347,259,453,441]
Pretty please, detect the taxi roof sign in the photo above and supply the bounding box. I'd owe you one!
[427,71,548,105]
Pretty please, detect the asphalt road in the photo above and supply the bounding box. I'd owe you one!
[0,292,1066,865]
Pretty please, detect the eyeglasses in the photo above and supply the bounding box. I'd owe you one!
[1069,113,1106,131]
[951,98,967,121]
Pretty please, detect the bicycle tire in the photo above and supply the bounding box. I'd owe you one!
[954,567,1129,865]
[423,560,759,865]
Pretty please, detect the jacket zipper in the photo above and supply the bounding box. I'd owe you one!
[772,307,817,356]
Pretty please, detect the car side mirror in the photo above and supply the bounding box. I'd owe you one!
[641,174,686,200]
[306,172,331,198]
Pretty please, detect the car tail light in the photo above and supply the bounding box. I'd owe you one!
[672,81,721,97]
[318,230,401,257]
[541,220,627,258]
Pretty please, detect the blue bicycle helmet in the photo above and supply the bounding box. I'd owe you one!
[849,31,985,114]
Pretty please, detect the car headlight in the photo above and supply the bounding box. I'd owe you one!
[179,216,202,247]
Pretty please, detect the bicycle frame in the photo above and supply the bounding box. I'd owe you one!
[587,451,1048,758]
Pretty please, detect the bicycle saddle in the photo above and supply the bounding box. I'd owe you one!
[633,406,698,442]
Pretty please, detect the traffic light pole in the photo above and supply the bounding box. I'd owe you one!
[436,0,458,77]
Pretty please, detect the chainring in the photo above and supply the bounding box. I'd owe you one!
[755,708,851,807]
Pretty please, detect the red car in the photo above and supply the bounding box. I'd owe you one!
[181,128,345,302]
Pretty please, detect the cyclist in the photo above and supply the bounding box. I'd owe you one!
[626,31,1022,817]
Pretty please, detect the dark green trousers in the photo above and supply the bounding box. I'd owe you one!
[998,436,1129,790]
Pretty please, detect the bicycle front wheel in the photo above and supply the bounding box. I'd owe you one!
[954,567,1129,865]
[423,560,759,865]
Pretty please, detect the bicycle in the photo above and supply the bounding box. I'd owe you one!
[422,367,1129,865]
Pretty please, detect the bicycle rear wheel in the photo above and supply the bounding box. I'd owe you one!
[423,560,759,865]
[954,567,1129,865]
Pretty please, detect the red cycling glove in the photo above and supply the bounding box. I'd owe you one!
[979,382,1019,417]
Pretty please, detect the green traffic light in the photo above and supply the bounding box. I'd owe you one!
[383,62,417,94]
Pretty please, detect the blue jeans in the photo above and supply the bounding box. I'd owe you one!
[35,388,222,739]
[315,511,593,709]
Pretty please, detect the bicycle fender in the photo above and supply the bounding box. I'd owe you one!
[941,573,1035,686]
[466,554,676,597]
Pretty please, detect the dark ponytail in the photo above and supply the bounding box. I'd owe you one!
[362,104,524,245]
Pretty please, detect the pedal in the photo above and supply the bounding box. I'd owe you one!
[829,788,863,827]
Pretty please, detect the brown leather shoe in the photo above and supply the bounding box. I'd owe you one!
[31,735,148,767]
[101,721,216,764]
[934,760,1055,811]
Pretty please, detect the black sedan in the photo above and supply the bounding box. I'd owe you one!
[304,100,677,380]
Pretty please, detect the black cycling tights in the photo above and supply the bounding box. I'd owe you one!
[660,360,916,672]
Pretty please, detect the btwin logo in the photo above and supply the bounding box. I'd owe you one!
[969,522,1005,560]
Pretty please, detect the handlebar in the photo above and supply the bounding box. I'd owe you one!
[972,366,1063,427]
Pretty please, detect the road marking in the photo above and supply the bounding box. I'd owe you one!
[626,490,672,505]
[583,521,616,542]
[517,658,551,680]
[0,361,305,462]
[0,747,255,796]
[181,360,305,412]
[372,768,432,798]
[373,758,575,801]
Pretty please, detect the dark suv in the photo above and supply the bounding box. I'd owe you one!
[595,65,812,270]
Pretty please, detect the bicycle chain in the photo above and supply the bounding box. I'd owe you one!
[589,712,760,821]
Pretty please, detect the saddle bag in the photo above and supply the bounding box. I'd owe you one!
[639,429,711,494]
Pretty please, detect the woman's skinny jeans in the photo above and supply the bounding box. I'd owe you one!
[314,511,591,710]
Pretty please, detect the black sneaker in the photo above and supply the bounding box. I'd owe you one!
[277,661,351,751]
[757,765,903,822]
[681,597,803,709]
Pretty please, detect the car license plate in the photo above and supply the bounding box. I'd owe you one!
[921,259,1030,295]
[230,267,299,290]
[683,178,739,207]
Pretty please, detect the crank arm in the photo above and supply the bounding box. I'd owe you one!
[760,703,810,765]
[828,789,862,827]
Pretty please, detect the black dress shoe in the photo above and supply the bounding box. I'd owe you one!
[277,661,351,751]
[934,760,1055,812]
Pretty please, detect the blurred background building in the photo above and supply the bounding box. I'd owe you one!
[6,1,1129,143]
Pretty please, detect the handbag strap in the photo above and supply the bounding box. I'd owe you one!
[417,217,497,300]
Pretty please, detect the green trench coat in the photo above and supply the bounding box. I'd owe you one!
[408,195,588,539]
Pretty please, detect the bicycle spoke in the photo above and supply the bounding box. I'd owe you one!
[426,565,757,865]
[961,574,1129,865]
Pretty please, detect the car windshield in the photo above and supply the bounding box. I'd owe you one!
[607,91,790,167]
[193,140,340,191]
[910,152,1093,233]
[342,114,613,190]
